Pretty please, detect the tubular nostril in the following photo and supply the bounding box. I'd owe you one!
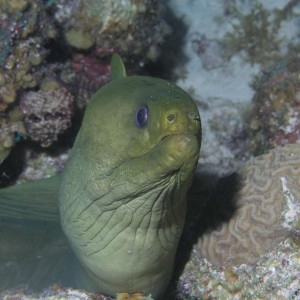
[167,113,176,122]
[188,112,200,121]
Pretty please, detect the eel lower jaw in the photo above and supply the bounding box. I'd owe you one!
[160,130,201,144]
[157,132,200,174]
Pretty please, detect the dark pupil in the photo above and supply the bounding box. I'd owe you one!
[136,106,148,128]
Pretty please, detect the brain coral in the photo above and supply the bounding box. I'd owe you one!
[197,143,300,266]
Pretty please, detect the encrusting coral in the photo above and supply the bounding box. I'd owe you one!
[0,0,58,159]
[0,0,170,162]
[221,0,300,66]
[0,0,55,96]
[20,87,74,147]
[248,57,300,155]
[197,143,300,266]
[0,110,25,163]
[54,0,170,61]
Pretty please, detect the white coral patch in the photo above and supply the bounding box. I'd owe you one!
[280,176,300,228]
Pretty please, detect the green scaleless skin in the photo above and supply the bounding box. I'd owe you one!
[0,55,201,298]
[59,62,201,297]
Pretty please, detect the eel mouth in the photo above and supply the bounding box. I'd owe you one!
[155,131,200,171]
[158,129,201,149]
[158,111,201,145]
[161,130,200,141]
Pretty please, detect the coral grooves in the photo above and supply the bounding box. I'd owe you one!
[198,143,300,266]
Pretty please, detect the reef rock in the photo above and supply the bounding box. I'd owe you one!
[20,88,74,147]
[54,0,170,61]
[178,143,300,299]
[0,0,170,156]
[249,57,300,155]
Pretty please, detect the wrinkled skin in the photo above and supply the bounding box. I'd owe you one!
[59,76,201,298]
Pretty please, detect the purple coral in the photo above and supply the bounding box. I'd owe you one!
[20,88,74,147]
[70,53,110,107]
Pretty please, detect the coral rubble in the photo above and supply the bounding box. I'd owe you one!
[179,238,300,299]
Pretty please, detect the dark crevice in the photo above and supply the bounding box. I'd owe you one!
[165,171,241,299]
[143,5,189,81]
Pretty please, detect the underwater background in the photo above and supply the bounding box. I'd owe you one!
[0,0,300,299]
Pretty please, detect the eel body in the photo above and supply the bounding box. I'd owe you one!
[0,54,201,298]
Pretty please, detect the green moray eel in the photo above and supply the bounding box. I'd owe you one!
[0,54,201,299]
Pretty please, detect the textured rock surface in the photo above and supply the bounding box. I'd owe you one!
[54,0,170,60]
[0,285,113,300]
[0,112,25,163]
[0,0,170,157]
[177,143,300,299]
[197,143,300,266]
[179,238,300,299]
[0,0,56,158]
[249,57,300,155]
[20,88,74,147]
[1,1,300,299]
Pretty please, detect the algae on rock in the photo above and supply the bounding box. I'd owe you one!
[221,1,300,66]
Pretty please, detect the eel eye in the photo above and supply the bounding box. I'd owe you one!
[135,105,148,128]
